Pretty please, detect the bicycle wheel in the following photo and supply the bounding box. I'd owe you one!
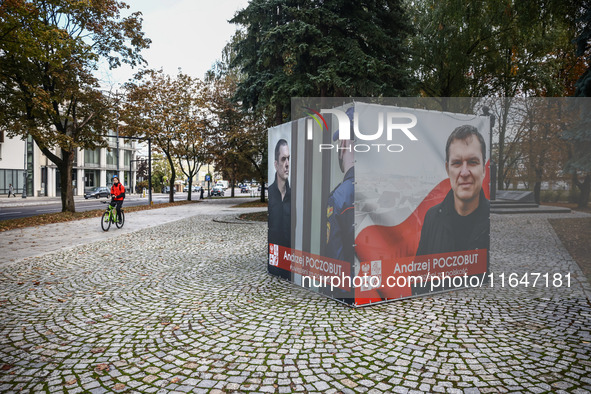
[115,210,125,229]
[101,211,111,231]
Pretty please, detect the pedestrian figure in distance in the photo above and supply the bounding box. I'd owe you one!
[8,184,15,197]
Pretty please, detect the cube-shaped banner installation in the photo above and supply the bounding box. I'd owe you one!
[268,98,492,306]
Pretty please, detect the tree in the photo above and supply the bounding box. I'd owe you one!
[563,101,591,208]
[149,153,173,193]
[518,100,570,204]
[206,73,251,198]
[134,159,149,193]
[410,0,584,191]
[574,0,591,97]
[564,1,591,208]
[175,79,209,201]
[0,0,150,212]
[208,39,270,202]
[230,0,414,124]
[122,70,197,203]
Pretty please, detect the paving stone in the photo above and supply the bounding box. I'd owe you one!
[0,208,589,393]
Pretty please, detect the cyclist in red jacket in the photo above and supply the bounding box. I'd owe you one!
[110,175,125,222]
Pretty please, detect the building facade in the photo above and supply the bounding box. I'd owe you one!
[0,132,137,197]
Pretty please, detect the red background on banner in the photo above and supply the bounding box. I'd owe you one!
[269,244,352,290]
[355,249,488,305]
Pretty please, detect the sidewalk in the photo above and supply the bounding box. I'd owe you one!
[0,193,170,208]
[0,195,70,207]
[0,206,590,393]
[0,198,265,265]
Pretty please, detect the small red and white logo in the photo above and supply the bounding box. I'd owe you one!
[360,260,382,291]
[269,244,279,266]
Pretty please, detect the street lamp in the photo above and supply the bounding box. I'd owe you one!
[22,135,27,198]
[482,106,496,200]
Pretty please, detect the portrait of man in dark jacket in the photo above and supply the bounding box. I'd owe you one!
[268,139,291,248]
[416,125,490,256]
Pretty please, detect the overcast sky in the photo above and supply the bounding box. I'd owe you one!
[97,0,250,89]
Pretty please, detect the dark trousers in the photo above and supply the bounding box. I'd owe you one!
[111,200,123,220]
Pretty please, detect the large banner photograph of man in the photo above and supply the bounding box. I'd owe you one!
[268,138,291,248]
[271,99,491,306]
[267,125,292,280]
[416,125,490,256]
[354,102,490,303]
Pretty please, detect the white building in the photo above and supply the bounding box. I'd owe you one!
[0,131,138,197]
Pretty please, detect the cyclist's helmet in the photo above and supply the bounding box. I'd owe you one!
[113,175,119,181]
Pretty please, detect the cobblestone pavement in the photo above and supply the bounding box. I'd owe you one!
[0,209,590,393]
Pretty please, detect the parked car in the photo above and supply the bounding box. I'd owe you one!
[162,186,176,194]
[210,186,224,197]
[183,186,189,192]
[84,187,110,199]
[192,185,201,192]
[240,185,250,193]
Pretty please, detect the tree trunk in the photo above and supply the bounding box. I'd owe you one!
[169,178,175,203]
[497,97,511,191]
[59,149,76,213]
[260,176,266,203]
[187,179,192,201]
[165,150,175,203]
[274,103,283,126]
[533,181,541,205]
[577,174,591,208]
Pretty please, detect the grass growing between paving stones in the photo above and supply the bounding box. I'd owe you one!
[0,200,199,232]
[549,217,591,285]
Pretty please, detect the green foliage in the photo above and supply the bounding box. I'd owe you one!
[122,70,200,202]
[230,0,415,122]
[0,0,150,211]
[575,1,591,97]
[207,36,272,201]
[410,0,580,99]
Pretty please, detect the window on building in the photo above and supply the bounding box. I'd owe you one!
[84,149,100,166]
[124,150,131,168]
[84,170,100,190]
[106,149,117,166]
[106,170,117,186]
[1,169,24,194]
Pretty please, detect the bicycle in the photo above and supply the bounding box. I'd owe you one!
[101,200,125,231]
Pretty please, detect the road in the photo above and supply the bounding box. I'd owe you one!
[0,189,259,221]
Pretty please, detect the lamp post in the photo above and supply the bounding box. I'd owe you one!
[22,135,27,198]
[482,106,496,200]
[129,158,144,195]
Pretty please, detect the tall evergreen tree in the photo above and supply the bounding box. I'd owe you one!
[230,0,414,124]
[565,0,591,207]
[574,1,591,97]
